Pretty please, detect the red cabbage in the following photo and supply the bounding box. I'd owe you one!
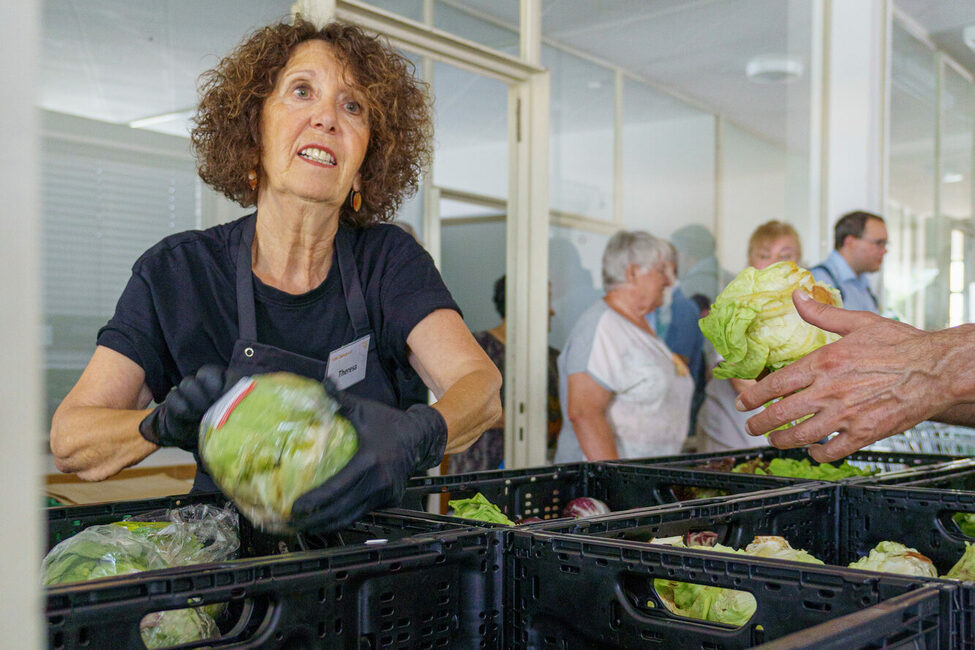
[562,497,611,518]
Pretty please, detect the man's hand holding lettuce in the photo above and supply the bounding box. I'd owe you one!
[699,261,841,380]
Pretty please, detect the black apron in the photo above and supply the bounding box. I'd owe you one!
[192,214,399,492]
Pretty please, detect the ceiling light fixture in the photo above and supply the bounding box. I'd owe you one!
[943,172,964,184]
[128,107,195,129]
[745,56,804,84]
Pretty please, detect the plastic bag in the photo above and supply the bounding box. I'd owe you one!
[199,372,358,532]
[42,504,238,649]
[119,503,240,566]
[42,524,169,586]
[139,607,219,649]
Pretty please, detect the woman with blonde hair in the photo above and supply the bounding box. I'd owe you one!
[696,220,802,452]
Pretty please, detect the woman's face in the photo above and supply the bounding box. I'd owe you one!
[258,40,370,210]
[632,262,673,316]
[749,235,800,269]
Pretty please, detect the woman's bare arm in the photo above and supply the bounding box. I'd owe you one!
[407,309,502,454]
[50,346,158,481]
[566,372,617,461]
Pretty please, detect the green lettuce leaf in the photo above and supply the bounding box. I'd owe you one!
[849,541,937,577]
[448,493,515,525]
[732,457,876,481]
[699,261,842,379]
[953,512,975,538]
[945,542,975,581]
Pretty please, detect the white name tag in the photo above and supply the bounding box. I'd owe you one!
[326,335,370,390]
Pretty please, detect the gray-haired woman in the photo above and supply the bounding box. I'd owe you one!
[554,230,694,462]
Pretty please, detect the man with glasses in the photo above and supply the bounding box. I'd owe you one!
[811,211,888,314]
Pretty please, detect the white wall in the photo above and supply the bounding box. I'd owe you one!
[622,113,717,237]
[1,0,42,646]
[719,122,811,272]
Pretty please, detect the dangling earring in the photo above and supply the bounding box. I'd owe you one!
[350,189,362,213]
[247,169,258,191]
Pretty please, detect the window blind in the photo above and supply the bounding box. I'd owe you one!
[41,136,200,422]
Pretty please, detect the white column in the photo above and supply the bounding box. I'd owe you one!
[0,0,42,647]
[819,0,888,255]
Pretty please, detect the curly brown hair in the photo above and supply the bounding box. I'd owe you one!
[192,18,432,227]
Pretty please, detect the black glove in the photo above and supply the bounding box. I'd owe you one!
[139,365,227,451]
[290,380,448,534]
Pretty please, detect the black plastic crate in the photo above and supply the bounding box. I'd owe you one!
[614,446,963,484]
[46,491,470,558]
[530,483,975,647]
[47,527,503,650]
[506,529,960,649]
[401,462,787,525]
[756,586,952,649]
[866,458,975,488]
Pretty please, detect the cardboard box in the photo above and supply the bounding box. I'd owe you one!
[45,465,195,505]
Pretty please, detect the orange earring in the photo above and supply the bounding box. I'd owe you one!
[247,169,258,191]
[350,190,362,212]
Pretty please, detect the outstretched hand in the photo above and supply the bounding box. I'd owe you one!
[737,290,965,462]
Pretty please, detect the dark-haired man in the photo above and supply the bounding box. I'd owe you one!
[810,211,887,313]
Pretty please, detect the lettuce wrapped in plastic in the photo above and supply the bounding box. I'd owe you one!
[199,372,358,532]
[42,522,222,649]
[113,503,239,566]
[448,493,515,525]
[848,541,937,577]
[139,607,219,649]
[42,525,169,586]
[945,542,975,581]
[699,261,842,379]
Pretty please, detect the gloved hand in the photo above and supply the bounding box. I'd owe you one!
[139,364,227,451]
[290,380,448,534]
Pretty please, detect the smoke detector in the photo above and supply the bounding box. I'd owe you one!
[746,56,804,84]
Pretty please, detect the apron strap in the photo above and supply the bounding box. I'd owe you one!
[237,216,374,340]
[334,225,373,338]
[235,214,259,341]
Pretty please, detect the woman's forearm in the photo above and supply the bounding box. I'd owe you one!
[571,411,619,461]
[432,365,502,454]
[50,405,157,481]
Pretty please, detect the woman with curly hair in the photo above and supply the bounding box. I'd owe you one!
[50,19,501,532]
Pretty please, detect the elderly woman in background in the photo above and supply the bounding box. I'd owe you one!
[50,19,501,532]
[696,220,802,452]
[554,230,694,462]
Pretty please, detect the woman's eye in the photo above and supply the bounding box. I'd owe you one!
[344,101,361,114]
[293,85,311,99]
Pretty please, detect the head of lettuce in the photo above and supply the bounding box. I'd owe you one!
[699,261,842,379]
[199,372,358,532]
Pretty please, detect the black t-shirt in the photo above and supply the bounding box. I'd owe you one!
[97,214,459,403]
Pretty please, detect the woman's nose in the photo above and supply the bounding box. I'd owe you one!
[312,100,338,132]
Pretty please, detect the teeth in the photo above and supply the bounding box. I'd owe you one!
[299,148,335,165]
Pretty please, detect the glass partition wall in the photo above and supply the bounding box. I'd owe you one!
[887,16,975,330]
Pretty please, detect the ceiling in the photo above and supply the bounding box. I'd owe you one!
[39,0,975,149]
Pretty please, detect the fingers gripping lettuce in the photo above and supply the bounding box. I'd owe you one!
[699,261,842,379]
[199,372,358,532]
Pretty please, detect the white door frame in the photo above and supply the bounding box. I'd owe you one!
[336,1,551,467]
